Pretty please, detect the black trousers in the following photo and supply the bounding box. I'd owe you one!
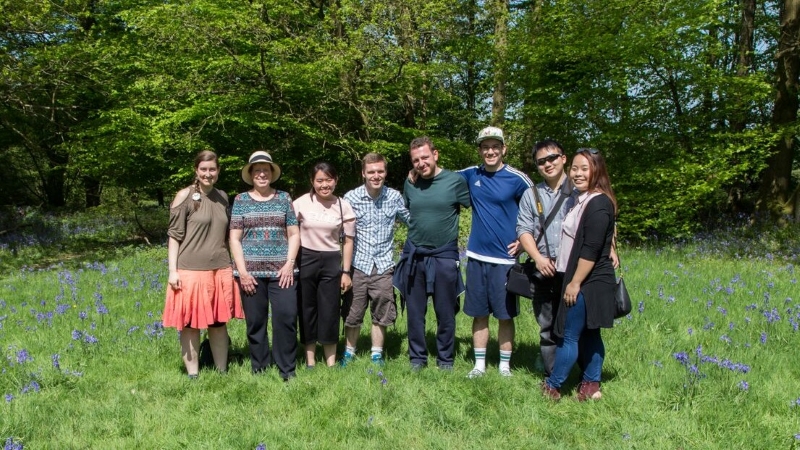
[298,247,342,345]
[241,276,298,379]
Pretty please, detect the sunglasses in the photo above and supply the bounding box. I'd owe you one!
[576,147,600,155]
[536,154,563,166]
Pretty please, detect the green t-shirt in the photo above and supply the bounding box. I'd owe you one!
[403,169,471,248]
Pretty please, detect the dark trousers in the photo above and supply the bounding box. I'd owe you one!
[241,277,298,379]
[406,257,460,367]
[298,248,342,345]
[532,274,561,376]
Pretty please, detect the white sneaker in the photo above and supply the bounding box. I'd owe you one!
[466,368,486,379]
[499,367,513,377]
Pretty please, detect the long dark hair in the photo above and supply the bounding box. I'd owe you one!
[575,148,617,214]
[309,161,338,200]
[192,150,218,210]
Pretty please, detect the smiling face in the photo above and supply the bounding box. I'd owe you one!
[535,146,566,184]
[410,144,438,179]
[363,161,387,192]
[478,138,506,171]
[570,153,592,192]
[249,162,273,190]
[195,160,219,189]
[312,169,337,200]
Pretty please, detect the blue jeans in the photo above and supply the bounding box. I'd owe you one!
[546,292,605,389]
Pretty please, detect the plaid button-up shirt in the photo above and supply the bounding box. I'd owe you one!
[343,185,410,275]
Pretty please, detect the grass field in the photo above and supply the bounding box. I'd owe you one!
[1,209,800,449]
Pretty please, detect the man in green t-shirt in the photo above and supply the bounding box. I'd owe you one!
[394,136,470,371]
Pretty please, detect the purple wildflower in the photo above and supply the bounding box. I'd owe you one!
[760,332,767,344]
[687,327,693,335]
[16,349,32,364]
[4,393,12,402]
[738,380,749,391]
[673,352,689,365]
[52,354,60,370]
[83,334,98,344]
[256,444,266,450]
[638,301,644,313]
[78,311,87,320]
[71,330,82,340]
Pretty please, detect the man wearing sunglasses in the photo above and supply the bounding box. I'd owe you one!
[516,140,573,377]
[460,126,533,379]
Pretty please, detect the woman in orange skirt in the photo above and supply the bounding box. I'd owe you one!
[163,150,243,378]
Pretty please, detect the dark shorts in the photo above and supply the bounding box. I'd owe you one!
[463,258,519,320]
[343,267,396,327]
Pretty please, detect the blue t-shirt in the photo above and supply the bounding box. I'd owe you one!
[459,164,533,263]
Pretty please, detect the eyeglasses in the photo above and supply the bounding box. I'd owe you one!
[536,154,562,166]
[480,144,503,152]
[576,148,600,155]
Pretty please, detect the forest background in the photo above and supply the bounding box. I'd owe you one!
[3,0,800,239]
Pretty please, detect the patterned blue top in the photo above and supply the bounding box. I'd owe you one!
[229,191,298,278]
[344,185,410,275]
[458,164,533,264]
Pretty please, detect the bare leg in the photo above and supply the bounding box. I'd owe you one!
[305,343,316,367]
[472,316,490,349]
[323,344,337,367]
[498,319,515,352]
[345,326,360,350]
[207,325,229,372]
[180,327,201,376]
[371,324,386,348]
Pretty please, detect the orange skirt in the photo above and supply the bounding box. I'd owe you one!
[162,267,244,330]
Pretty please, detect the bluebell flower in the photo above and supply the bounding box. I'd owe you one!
[16,349,32,364]
[738,380,749,391]
[673,352,689,365]
[687,327,693,335]
[760,332,767,344]
[52,354,60,370]
[638,301,644,313]
[255,444,266,450]
[4,393,12,402]
[71,330,82,340]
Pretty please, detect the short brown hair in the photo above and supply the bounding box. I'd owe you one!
[361,152,387,170]
[409,136,435,152]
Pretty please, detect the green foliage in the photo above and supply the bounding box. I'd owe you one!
[1,0,799,237]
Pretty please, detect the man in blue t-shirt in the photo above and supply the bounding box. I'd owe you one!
[460,126,533,378]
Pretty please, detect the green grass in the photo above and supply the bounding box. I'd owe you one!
[2,210,800,448]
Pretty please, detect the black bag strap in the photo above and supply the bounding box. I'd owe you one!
[532,178,572,250]
[531,187,552,256]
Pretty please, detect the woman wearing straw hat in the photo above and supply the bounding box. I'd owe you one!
[230,151,300,381]
[163,150,243,379]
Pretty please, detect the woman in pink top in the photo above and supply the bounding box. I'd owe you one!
[293,162,356,367]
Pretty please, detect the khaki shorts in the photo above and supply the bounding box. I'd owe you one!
[343,268,397,328]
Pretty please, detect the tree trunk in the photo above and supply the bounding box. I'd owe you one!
[757,0,800,217]
[732,0,756,133]
[491,0,509,126]
[84,176,102,207]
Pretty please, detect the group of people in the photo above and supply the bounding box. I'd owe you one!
[161,126,620,401]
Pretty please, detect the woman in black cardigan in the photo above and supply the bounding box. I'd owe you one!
[542,148,617,401]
